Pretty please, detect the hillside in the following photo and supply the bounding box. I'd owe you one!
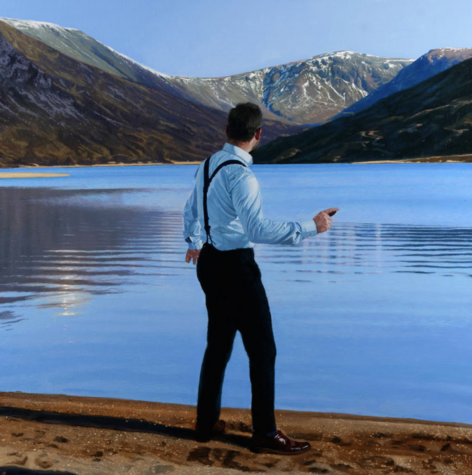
[1,18,413,125]
[0,19,303,167]
[336,48,472,118]
[253,57,472,163]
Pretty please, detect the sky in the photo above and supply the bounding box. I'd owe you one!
[2,0,472,78]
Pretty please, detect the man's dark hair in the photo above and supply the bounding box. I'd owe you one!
[226,102,263,142]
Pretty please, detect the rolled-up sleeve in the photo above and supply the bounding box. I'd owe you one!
[230,171,317,245]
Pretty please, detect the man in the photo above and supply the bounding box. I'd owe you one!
[183,102,338,455]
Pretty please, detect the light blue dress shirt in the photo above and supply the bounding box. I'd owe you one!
[182,142,318,251]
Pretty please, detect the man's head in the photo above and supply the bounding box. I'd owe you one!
[226,102,263,152]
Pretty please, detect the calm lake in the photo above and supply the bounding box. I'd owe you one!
[1,163,471,425]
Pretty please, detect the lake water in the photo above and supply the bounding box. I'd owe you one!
[1,163,471,425]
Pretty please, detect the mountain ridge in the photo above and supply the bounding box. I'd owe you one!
[169,50,413,125]
[0,20,303,167]
[252,57,472,164]
[0,17,413,125]
[3,17,470,167]
[334,47,472,119]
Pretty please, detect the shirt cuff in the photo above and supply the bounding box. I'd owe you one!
[188,239,203,250]
[299,219,318,238]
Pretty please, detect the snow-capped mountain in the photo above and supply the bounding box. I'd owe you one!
[337,48,472,118]
[170,51,414,125]
[0,17,173,86]
[1,18,413,126]
[0,18,304,167]
[253,56,472,164]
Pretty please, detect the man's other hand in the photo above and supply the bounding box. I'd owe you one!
[313,208,339,233]
[185,248,201,265]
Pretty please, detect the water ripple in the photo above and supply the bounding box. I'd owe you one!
[1,188,471,329]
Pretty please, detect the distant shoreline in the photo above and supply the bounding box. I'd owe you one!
[352,160,463,164]
[1,154,471,174]
[353,155,472,164]
[0,172,70,178]
[0,162,200,177]
[2,161,201,170]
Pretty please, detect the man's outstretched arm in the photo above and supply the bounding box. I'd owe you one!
[231,171,337,244]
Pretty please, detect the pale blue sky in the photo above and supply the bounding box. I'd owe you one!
[2,0,472,77]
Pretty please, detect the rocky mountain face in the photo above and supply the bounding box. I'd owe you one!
[252,57,472,164]
[1,18,413,127]
[170,51,413,125]
[0,18,304,167]
[336,48,472,118]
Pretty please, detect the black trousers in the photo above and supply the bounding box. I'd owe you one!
[196,242,277,436]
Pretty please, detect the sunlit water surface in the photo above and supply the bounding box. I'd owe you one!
[1,163,471,424]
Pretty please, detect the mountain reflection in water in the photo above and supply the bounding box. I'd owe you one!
[0,187,184,326]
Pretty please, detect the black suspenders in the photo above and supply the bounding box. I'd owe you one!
[203,156,247,245]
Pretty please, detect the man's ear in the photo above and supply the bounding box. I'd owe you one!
[255,127,262,140]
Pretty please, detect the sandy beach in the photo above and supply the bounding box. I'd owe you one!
[1,391,472,474]
[352,154,472,164]
[0,173,70,178]
[0,161,200,177]
[1,161,200,170]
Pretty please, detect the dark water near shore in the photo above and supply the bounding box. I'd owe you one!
[1,163,471,424]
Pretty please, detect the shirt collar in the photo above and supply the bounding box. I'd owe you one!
[222,142,253,166]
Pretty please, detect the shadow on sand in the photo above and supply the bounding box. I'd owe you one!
[0,406,252,451]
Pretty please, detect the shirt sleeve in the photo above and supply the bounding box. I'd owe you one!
[182,173,203,251]
[230,170,317,245]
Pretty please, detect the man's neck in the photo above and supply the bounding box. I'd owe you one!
[226,138,254,153]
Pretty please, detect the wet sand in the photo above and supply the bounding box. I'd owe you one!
[1,392,472,474]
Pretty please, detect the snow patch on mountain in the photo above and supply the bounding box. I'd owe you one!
[1,17,80,32]
[1,17,171,82]
[101,43,171,79]
[1,17,414,125]
[338,47,472,118]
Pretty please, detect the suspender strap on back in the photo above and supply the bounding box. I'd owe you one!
[203,156,247,244]
[203,156,212,244]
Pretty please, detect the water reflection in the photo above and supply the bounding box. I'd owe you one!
[0,187,183,323]
[1,187,471,330]
[256,222,472,279]
[0,310,24,330]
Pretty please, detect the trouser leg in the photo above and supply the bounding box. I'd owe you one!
[196,296,237,430]
[239,274,276,435]
[195,244,277,436]
[196,243,237,430]
[236,254,277,436]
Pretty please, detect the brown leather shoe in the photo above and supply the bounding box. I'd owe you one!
[251,430,311,455]
[194,419,226,442]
